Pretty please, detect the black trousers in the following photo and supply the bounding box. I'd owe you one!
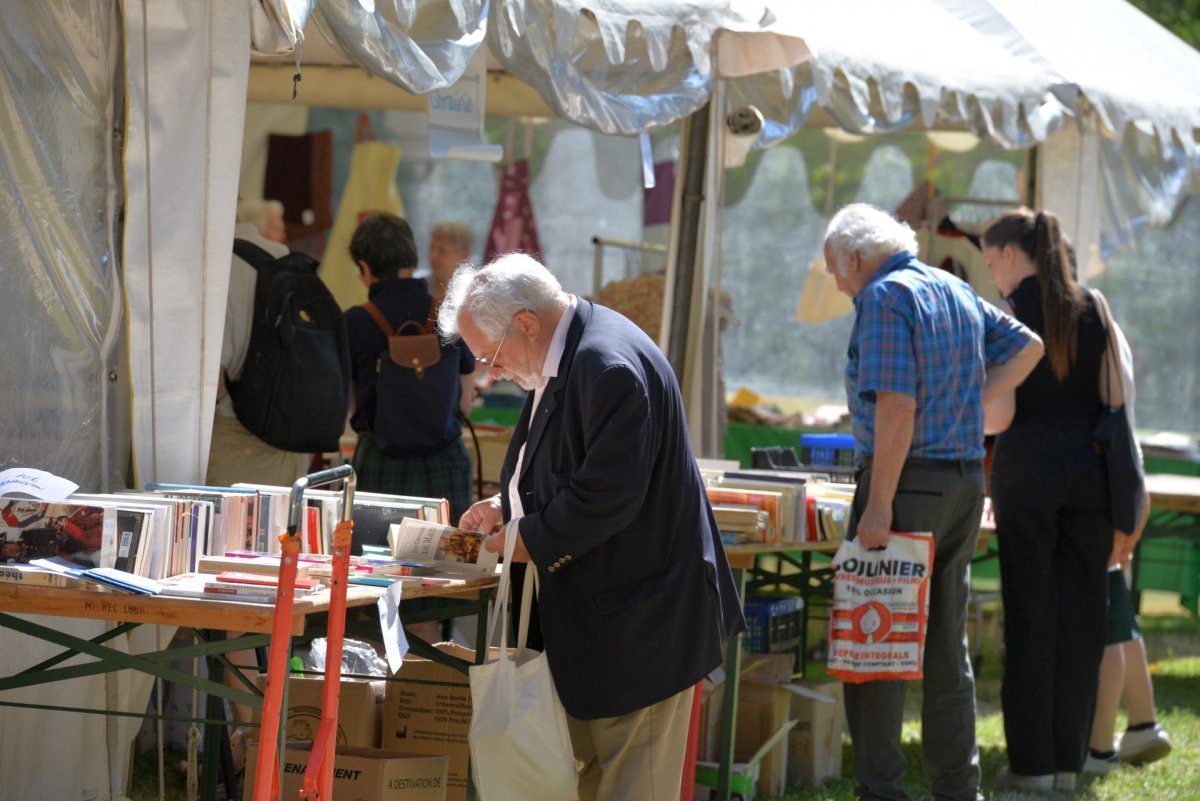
[991,426,1111,775]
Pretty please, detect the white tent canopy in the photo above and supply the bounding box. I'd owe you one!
[718,0,1064,148]
[940,0,1200,153]
[253,0,1200,151]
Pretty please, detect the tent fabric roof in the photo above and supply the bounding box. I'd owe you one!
[485,0,764,135]
[719,0,1064,148]
[937,0,1200,154]
[253,0,1200,153]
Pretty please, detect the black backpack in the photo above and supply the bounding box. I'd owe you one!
[225,238,350,453]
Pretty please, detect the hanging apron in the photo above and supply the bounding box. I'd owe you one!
[483,122,543,264]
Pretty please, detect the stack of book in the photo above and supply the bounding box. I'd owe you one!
[0,484,457,597]
[710,505,771,545]
[702,463,858,544]
[706,486,785,544]
[158,571,320,603]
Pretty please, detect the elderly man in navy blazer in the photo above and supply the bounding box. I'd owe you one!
[438,253,745,801]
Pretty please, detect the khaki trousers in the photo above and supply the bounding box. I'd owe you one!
[566,685,695,801]
[206,413,311,488]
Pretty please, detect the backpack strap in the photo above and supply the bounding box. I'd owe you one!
[362,301,395,337]
[232,238,278,270]
[364,297,440,338]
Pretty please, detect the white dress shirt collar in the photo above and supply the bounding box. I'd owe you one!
[539,294,577,389]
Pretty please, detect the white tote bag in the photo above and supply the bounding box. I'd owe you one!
[469,526,578,801]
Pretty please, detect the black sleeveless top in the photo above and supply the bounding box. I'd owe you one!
[1007,275,1107,431]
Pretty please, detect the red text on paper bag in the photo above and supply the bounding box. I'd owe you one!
[827,530,934,683]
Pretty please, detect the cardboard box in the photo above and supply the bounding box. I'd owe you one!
[700,680,793,798]
[381,643,480,801]
[251,674,386,748]
[244,741,447,801]
[785,680,844,786]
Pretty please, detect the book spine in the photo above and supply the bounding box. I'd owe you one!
[202,584,282,600]
[204,579,284,595]
[0,568,78,588]
[158,586,275,603]
[216,573,318,591]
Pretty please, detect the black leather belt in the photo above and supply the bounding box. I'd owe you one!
[858,456,984,473]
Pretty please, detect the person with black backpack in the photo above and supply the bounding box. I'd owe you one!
[207,204,345,488]
[344,213,477,526]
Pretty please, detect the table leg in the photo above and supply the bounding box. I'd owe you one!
[799,551,812,676]
[202,629,225,801]
[716,566,746,801]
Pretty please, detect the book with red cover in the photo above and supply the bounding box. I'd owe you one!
[159,573,280,603]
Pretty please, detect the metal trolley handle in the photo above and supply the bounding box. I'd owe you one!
[253,464,356,801]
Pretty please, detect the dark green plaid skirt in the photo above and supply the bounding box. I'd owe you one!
[352,435,474,525]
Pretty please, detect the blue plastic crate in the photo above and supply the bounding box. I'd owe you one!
[800,433,855,467]
[742,594,804,653]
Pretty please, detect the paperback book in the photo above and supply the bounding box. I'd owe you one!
[0,564,88,588]
[1,501,116,568]
[157,572,317,603]
[387,517,498,576]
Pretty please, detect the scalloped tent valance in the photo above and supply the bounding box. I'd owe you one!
[252,0,1199,156]
[937,0,1200,157]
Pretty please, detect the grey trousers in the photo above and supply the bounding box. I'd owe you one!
[844,458,985,801]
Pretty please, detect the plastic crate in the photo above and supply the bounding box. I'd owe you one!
[800,433,855,467]
[742,595,804,653]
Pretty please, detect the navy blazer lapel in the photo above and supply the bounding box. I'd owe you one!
[518,300,590,483]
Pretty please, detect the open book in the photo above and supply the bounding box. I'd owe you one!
[387,517,498,576]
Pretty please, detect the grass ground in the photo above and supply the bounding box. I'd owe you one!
[129,594,1200,801]
[770,593,1200,801]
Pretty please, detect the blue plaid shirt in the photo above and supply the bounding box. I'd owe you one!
[846,251,1033,460]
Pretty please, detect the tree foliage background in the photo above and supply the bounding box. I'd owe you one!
[1130,0,1200,47]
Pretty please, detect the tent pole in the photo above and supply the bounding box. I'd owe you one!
[665,103,710,382]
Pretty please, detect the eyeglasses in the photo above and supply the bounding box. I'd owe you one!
[476,319,513,368]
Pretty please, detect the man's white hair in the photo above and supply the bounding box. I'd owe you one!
[236,197,284,233]
[437,252,569,341]
[824,203,918,272]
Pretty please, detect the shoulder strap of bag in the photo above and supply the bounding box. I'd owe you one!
[362,301,394,337]
[516,563,536,652]
[232,238,278,271]
[485,519,516,658]
[366,299,438,338]
[484,519,538,662]
[1090,288,1122,408]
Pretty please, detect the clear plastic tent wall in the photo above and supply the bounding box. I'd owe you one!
[0,4,124,490]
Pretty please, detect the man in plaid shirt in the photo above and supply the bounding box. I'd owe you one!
[824,204,1043,801]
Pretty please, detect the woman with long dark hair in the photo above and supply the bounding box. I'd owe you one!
[982,208,1117,791]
